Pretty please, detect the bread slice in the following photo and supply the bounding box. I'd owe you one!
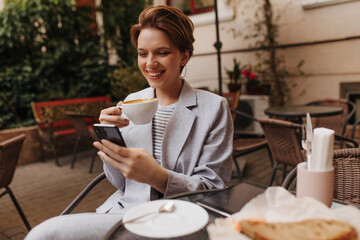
[239,218,358,240]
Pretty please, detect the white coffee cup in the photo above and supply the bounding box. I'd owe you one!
[120,98,158,125]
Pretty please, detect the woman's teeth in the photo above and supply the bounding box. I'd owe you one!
[149,72,161,77]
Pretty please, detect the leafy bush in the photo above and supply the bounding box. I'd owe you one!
[109,62,149,102]
[0,0,110,129]
[0,0,151,130]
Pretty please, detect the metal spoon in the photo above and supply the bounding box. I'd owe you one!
[102,201,176,240]
[123,200,176,224]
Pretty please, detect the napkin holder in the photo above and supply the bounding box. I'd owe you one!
[296,162,334,207]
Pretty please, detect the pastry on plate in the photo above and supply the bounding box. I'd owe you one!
[234,218,357,240]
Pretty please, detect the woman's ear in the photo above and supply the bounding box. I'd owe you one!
[181,50,190,66]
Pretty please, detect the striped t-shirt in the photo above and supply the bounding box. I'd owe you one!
[152,103,177,163]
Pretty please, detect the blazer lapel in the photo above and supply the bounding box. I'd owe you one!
[162,81,197,171]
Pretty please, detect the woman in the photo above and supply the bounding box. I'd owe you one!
[26,5,233,239]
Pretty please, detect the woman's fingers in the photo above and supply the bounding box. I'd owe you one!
[116,101,123,108]
[93,140,129,158]
[102,140,130,157]
[98,106,129,127]
[93,140,164,185]
[97,150,129,172]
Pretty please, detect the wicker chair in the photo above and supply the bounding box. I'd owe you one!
[224,90,271,181]
[283,148,360,207]
[305,98,356,137]
[223,91,241,121]
[333,148,360,206]
[0,134,31,230]
[66,111,99,173]
[259,118,306,186]
[232,109,270,181]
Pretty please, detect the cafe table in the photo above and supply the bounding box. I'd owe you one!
[103,181,359,240]
[264,105,343,123]
[103,181,266,240]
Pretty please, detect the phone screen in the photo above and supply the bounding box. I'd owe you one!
[93,124,127,147]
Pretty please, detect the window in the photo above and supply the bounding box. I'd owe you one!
[156,0,234,26]
[166,0,214,15]
[302,0,359,9]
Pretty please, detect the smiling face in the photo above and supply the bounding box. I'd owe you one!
[137,27,189,94]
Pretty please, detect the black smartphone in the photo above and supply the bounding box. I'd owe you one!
[93,124,127,147]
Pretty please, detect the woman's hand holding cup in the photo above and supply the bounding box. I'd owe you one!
[99,102,130,128]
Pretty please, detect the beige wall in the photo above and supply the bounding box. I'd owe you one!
[181,0,360,105]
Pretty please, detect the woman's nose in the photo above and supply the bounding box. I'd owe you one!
[146,54,158,67]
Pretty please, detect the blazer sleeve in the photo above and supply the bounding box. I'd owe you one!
[163,97,234,197]
[103,161,126,191]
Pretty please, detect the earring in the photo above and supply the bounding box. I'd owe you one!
[180,65,187,79]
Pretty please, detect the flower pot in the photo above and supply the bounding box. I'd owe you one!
[246,84,271,95]
[227,83,242,93]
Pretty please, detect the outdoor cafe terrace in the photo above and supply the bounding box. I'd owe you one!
[0,146,273,240]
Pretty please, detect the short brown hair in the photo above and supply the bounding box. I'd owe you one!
[130,5,195,59]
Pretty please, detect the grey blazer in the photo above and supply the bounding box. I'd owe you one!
[97,81,234,214]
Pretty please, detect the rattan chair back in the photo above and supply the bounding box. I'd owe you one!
[0,134,31,230]
[0,134,26,188]
[259,118,305,166]
[259,118,306,185]
[333,148,360,206]
[231,109,270,181]
[306,98,356,136]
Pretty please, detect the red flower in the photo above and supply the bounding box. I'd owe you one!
[242,69,249,76]
[248,72,256,79]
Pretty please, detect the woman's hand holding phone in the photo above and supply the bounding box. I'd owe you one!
[92,130,168,194]
[93,124,126,147]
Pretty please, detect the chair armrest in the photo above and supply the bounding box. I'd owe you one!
[60,172,106,215]
[282,166,297,190]
[335,134,359,148]
[350,119,360,139]
[231,109,258,122]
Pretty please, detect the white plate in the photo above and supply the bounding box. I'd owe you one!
[123,199,209,238]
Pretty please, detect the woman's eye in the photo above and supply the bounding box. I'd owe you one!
[138,52,147,57]
[158,52,169,56]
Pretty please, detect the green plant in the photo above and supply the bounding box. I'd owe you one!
[227,0,304,105]
[0,0,110,129]
[109,62,149,102]
[242,66,260,87]
[100,0,153,66]
[0,0,151,130]
[225,58,242,86]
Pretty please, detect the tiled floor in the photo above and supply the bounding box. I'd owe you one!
[0,147,274,240]
[0,151,117,240]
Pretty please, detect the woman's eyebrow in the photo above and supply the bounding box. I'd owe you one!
[138,47,171,51]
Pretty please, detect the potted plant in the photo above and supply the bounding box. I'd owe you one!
[242,65,271,95]
[225,58,242,92]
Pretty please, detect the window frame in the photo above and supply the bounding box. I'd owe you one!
[166,0,214,15]
[302,0,359,9]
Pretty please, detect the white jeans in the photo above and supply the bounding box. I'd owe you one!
[24,213,123,240]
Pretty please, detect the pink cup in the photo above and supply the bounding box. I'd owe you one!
[296,162,334,207]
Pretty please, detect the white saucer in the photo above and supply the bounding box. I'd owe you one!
[123,199,209,238]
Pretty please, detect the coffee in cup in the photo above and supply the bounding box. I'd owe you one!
[120,98,158,125]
